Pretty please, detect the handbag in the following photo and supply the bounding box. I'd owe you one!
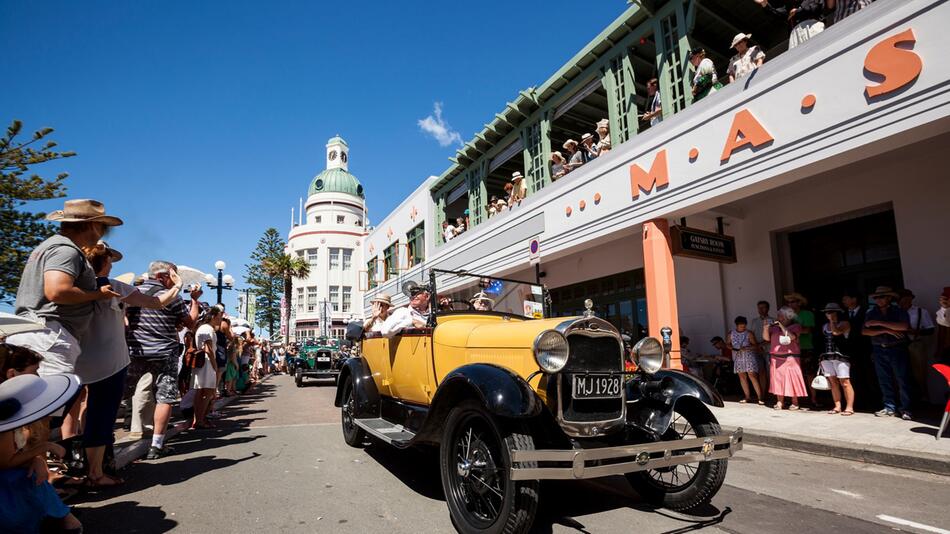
[811,372,830,391]
[183,348,206,369]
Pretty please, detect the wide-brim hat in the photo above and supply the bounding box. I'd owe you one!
[470,292,494,305]
[46,199,123,226]
[550,151,563,161]
[821,302,844,314]
[731,33,752,49]
[783,292,808,306]
[0,374,81,433]
[0,312,45,338]
[98,240,123,262]
[563,139,578,149]
[371,293,392,306]
[580,133,594,143]
[596,119,609,129]
[511,172,524,182]
[870,286,899,299]
[686,47,705,60]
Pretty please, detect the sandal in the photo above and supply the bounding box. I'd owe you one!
[81,474,125,490]
[841,410,854,416]
[788,405,800,411]
[773,403,784,410]
[757,400,766,405]
[828,409,841,414]
[739,399,748,404]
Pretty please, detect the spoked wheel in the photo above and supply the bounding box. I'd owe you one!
[626,402,728,512]
[440,401,538,534]
[340,377,366,448]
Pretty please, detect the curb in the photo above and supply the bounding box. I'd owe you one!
[113,375,273,470]
[726,425,950,476]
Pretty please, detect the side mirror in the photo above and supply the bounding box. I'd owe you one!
[345,321,364,342]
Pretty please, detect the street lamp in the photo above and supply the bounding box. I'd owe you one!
[205,260,234,305]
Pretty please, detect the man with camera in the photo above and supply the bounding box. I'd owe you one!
[125,260,201,459]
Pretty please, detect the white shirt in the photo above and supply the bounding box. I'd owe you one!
[906,305,935,338]
[379,306,429,338]
[75,279,137,384]
[937,306,950,328]
[443,225,456,242]
[196,324,217,356]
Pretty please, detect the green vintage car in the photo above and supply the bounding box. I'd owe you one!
[294,337,344,387]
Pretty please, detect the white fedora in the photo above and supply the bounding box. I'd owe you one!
[0,373,81,433]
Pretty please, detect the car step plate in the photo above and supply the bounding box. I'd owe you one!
[354,418,416,445]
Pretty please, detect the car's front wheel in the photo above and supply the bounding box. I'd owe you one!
[439,401,539,534]
[340,376,367,448]
[295,368,303,387]
[625,401,728,512]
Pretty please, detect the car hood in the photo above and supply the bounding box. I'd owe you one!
[434,315,582,349]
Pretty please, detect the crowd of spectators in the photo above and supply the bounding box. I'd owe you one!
[682,285,949,420]
[0,198,284,532]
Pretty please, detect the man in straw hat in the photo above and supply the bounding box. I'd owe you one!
[580,133,599,161]
[862,286,914,419]
[727,32,765,83]
[470,291,494,312]
[6,199,123,438]
[363,293,393,333]
[562,138,585,170]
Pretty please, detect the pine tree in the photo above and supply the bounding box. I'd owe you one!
[0,120,75,303]
[245,228,285,338]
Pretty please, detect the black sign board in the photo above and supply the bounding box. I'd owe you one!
[670,226,737,264]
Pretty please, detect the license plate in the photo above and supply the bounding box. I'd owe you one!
[317,356,330,362]
[572,374,622,399]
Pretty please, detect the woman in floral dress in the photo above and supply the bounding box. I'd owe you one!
[729,316,764,404]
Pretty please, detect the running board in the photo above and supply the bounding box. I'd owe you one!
[354,418,416,445]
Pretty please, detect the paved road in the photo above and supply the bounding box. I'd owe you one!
[74,375,950,533]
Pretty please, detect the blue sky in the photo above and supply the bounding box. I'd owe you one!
[2,1,624,320]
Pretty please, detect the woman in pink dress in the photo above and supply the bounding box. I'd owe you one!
[761,306,808,410]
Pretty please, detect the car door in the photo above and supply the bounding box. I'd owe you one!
[388,328,434,405]
[361,334,392,398]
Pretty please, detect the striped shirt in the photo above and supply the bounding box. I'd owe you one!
[834,0,874,23]
[126,280,189,358]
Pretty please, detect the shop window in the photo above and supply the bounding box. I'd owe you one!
[406,223,425,266]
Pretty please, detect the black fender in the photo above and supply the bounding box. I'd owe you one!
[415,364,543,443]
[333,357,380,419]
[625,369,722,438]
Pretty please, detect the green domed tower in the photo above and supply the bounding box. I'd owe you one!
[308,135,365,199]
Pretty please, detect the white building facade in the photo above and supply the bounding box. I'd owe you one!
[288,136,367,341]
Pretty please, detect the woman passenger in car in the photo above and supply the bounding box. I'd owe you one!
[362,293,392,333]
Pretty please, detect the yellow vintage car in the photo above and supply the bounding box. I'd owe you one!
[335,269,742,534]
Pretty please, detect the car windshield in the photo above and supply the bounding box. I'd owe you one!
[432,271,547,319]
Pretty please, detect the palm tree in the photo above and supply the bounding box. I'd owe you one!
[263,253,310,343]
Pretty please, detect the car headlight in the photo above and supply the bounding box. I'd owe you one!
[633,337,664,374]
[533,330,569,373]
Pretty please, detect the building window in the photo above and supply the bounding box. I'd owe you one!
[356,219,362,226]
[383,243,399,280]
[329,248,340,270]
[367,258,377,289]
[315,216,322,224]
[329,285,340,312]
[342,249,352,271]
[306,249,318,268]
[406,224,425,266]
[296,287,304,313]
[306,286,317,312]
[337,215,345,224]
[342,286,352,313]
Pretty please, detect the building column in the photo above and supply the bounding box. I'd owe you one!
[642,218,682,369]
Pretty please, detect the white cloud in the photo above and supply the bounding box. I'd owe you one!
[417,102,463,147]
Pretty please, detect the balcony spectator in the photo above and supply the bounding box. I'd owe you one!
[511,172,527,204]
[687,48,721,102]
[727,33,766,83]
[595,119,611,154]
[754,0,828,49]
[829,0,875,23]
[729,316,764,404]
[441,220,456,242]
[862,286,913,419]
[580,133,599,161]
[898,289,935,401]
[762,306,808,410]
[819,303,855,416]
[550,152,568,181]
[641,79,662,127]
[455,217,466,235]
[503,183,515,207]
[563,139,585,171]
[463,209,471,230]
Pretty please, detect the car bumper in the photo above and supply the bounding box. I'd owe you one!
[509,428,743,481]
[301,370,340,376]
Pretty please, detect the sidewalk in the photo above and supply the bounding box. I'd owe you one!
[711,401,950,475]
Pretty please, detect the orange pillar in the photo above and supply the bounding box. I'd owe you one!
[642,218,681,369]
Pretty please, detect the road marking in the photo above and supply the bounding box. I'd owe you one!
[248,422,338,429]
[830,489,863,499]
[877,514,950,534]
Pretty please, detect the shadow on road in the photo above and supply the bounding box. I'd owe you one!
[73,500,178,533]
